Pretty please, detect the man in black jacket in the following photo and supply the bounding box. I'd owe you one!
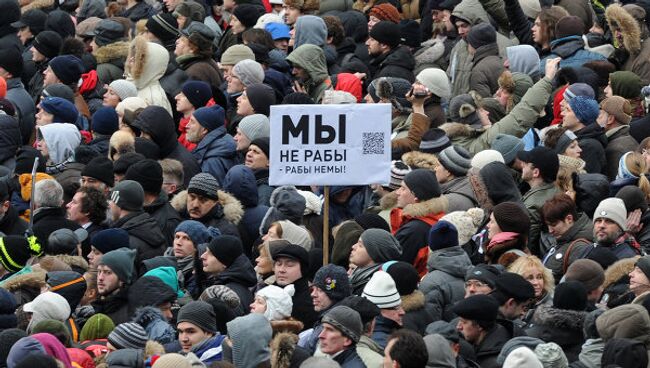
[92,248,136,325]
[366,21,416,82]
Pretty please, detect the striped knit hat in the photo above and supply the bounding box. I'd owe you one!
[108,322,148,350]
[0,236,34,273]
[438,145,472,176]
[361,271,401,309]
[187,173,220,200]
[389,160,411,190]
[419,128,451,154]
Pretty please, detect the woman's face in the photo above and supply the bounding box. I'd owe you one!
[531,17,545,45]
[522,266,545,298]
[230,15,246,34]
[564,140,582,158]
[487,213,502,239]
[255,244,274,275]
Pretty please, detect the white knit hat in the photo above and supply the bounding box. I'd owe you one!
[416,68,451,100]
[593,197,627,231]
[238,114,270,141]
[440,208,485,245]
[256,284,295,321]
[362,271,401,309]
[298,190,322,215]
[470,149,504,170]
[503,347,543,368]
[115,97,148,116]
[254,13,284,29]
[109,79,138,101]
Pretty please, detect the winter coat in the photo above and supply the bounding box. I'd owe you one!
[33,207,82,253]
[419,245,472,321]
[127,37,173,115]
[276,277,318,330]
[132,307,175,344]
[131,106,200,188]
[526,305,587,362]
[357,335,383,368]
[93,41,130,85]
[5,78,35,146]
[523,182,560,255]
[254,169,274,207]
[440,76,552,154]
[637,210,650,253]
[285,44,332,103]
[414,38,450,74]
[210,254,257,308]
[192,126,237,185]
[473,323,511,368]
[333,346,366,368]
[470,43,504,98]
[372,315,401,349]
[144,192,181,248]
[91,288,131,325]
[87,136,110,157]
[596,303,650,348]
[390,195,448,276]
[177,54,223,89]
[587,234,641,260]
[440,176,478,212]
[539,36,606,75]
[173,190,243,238]
[401,290,435,335]
[605,125,639,181]
[368,46,416,83]
[117,1,154,22]
[319,0,354,13]
[112,211,167,268]
[540,212,593,280]
[28,60,46,104]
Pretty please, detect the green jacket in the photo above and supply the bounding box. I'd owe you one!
[440,76,552,154]
[523,182,560,255]
[285,44,332,103]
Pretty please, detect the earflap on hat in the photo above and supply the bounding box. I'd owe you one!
[458,103,476,118]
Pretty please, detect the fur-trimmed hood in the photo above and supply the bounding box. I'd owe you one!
[270,319,304,335]
[532,304,586,331]
[400,195,448,218]
[144,340,165,357]
[606,4,642,54]
[51,255,89,272]
[467,167,493,212]
[401,151,439,171]
[0,270,46,292]
[439,122,483,139]
[125,36,169,90]
[108,130,135,160]
[597,303,650,344]
[93,41,130,64]
[270,332,301,368]
[380,191,398,211]
[171,190,244,225]
[401,290,425,312]
[603,256,640,292]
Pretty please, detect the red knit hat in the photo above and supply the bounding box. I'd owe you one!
[0,77,6,99]
[369,3,401,24]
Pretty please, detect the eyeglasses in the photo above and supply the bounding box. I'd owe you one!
[464,280,488,288]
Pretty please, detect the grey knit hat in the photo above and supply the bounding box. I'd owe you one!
[438,145,472,176]
[187,173,220,200]
[108,322,148,350]
[99,248,136,284]
[321,306,363,343]
[534,342,568,368]
[491,134,524,165]
[313,264,351,302]
[360,228,402,263]
[199,285,241,309]
[177,301,217,333]
[232,60,265,87]
[238,114,269,141]
[110,180,144,211]
[109,80,138,101]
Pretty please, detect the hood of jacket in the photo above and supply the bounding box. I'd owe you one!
[603,256,639,291]
[427,245,472,277]
[294,15,326,48]
[549,36,586,58]
[223,165,259,208]
[506,45,541,79]
[127,36,169,90]
[532,304,586,332]
[171,190,244,225]
[131,106,177,156]
[227,313,272,368]
[473,43,499,64]
[116,211,167,249]
[596,303,650,344]
[192,127,237,164]
[127,275,177,309]
[338,10,368,43]
[93,41,130,64]
[286,44,328,84]
[468,164,522,209]
[424,334,456,368]
[0,270,45,292]
[450,0,489,25]
[576,123,607,148]
[605,4,642,54]
[399,195,448,219]
[601,337,648,367]
[105,348,144,368]
[39,123,81,165]
[215,254,257,288]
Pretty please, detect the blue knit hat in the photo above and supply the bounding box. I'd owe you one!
[91,228,130,254]
[175,220,221,246]
[568,96,599,125]
[428,221,459,251]
[192,105,225,132]
[92,107,119,135]
[182,80,212,109]
[39,97,78,123]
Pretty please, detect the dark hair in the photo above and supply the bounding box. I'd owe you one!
[323,15,345,46]
[542,193,578,225]
[538,6,569,45]
[242,28,275,49]
[387,330,428,368]
[78,186,108,225]
[543,126,569,152]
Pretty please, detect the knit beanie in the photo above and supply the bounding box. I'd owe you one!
[563,83,595,102]
[33,31,62,59]
[610,71,642,99]
[362,271,401,308]
[232,4,262,29]
[81,156,114,187]
[636,256,650,281]
[124,159,163,194]
[568,96,599,125]
[39,97,78,123]
[360,228,402,263]
[79,313,115,341]
[321,306,363,343]
[0,236,35,273]
[192,105,225,132]
[600,96,632,125]
[555,15,585,38]
[564,259,605,292]
[419,128,451,154]
[144,266,185,298]
[187,173,220,200]
[250,137,270,158]
[99,248,137,284]
[399,19,421,48]
[152,353,192,368]
[245,84,276,116]
[367,78,411,112]
[220,44,255,66]
[553,281,587,311]
[467,23,496,49]
[368,21,401,48]
[108,322,147,350]
[504,347,543,368]
[403,168,441,200]
[49,55,84,86]
[354,213,390,232]
[470,149,504,169]
[90,228,130,254]
[369,3,400,23]
[389,160,411,190]
[593,197,627,231]
[491,134,524,165]
[534,342,569,368]
[0,48,22,78]
[492,202,530,235]
[277,221,312,250]
[181,80,212,109]
[91,107,119,136]
[110,180,144,211]
[199,285,241,309]
[233,60,265,87]
[448,93,481,127]
[438,145,472,176]
[428,221,459,251]
[440,208,484,245]
[238,114,270,141]
[177,301,217,333]
[255,284,295,321]
[173,1,206,21]
[383,261,419,295]
[206,235,243,267]
[0,329,26,365]
[312,264,351,302]
[108,80,137,102]
[146,13,179,44]
[465,263,500,287]
[416,68,451,100]
[175,220,217,247]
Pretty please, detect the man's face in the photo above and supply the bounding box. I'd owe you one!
[629,266,650,295]
[464,279,492,298]
[164,0,182,12]
[521,162,536,183]
[236,92,255,116]
[381,305,405,326]
[226,72,245,94]
[177,322,212,352]
[81,176,108,192]
[245,144,269,170]
[36,105,53,126]
[36,138,49,161]
[17,27,33,45]
[173,231,196,258]
[456,317,481,344]
[97,265,121,296]
[319,323,351,354]
[311,286,333,312]
[250,295,267,314]
[175,92,195,114]
[604,81,613,98]
[223,0,235,11]
[43,66,60,86]
[174,36,193,57]
[66,192,88,224]
[283,5,301,25]
[350,238,373,267]
[366,37,383,56]
[455,20,471,39]
[201,248,227,274]
[395,182,417,208]
[274,257,302,286]
[103,87,121,108]
[593,218,622,246]
[597,110,609,129]
[274,39,289,52]
[562,103,581,131]
[87,246,103,268]
[531,17,543,45]
[30,46,46,63]
[187,192,217,219]
[234,128,252,151]
[292,66,309,82]
[368,15,381,31]
[186,115,208,143]
[500,299,528,320]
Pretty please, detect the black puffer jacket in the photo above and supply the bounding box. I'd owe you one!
[575,124,607,175]
[369,46,416,82]
[526,305,587,362]
[112,211,167,269]
[144,192,181,248]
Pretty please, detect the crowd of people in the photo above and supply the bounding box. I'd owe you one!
[1,0,650,366]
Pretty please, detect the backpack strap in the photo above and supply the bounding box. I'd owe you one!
[562,238,591,274]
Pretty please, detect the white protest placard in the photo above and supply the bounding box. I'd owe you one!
[269,104,392,186]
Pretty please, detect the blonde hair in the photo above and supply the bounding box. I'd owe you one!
[623,152,650,201]
[508,255,555,296]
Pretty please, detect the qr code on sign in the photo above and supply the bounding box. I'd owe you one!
[362,132,385,154]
